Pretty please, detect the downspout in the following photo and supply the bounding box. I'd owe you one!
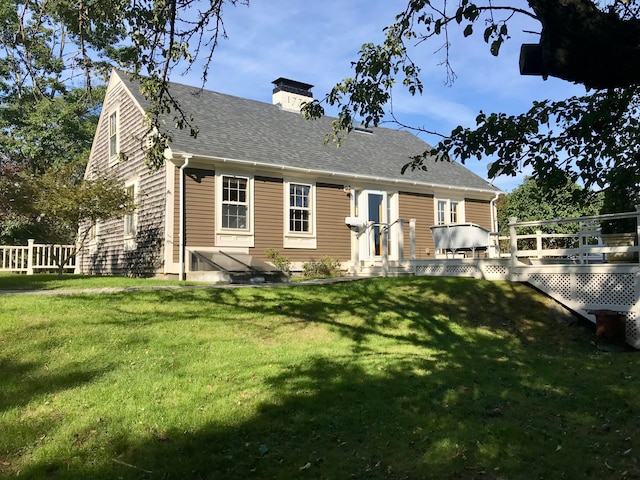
[490,192,501,232]
[179,155,192,281]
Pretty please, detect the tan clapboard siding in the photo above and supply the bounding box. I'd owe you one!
[249,181,351,262]
[185,168,216,247]
[465,198,492,230]
[172,168,216,262]
[250,177,284,258]
[399,192,435,259]
[77,80,166,276]
[314,183,351,260]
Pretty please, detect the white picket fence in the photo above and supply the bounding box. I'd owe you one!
[0,239,76,274]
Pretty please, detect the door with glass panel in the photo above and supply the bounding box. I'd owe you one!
[360,191,388,260]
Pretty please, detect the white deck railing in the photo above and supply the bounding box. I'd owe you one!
[0,239,76,274]
[505,208,640,266]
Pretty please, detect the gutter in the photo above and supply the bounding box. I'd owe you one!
[166,149,501,196]
[179,155,191,281]
[490,192,502,232]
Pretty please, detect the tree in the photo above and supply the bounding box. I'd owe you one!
[2,0,249,240]
[0,0,249,171]
[9,163,135,277]
[496,176,602,240]
[301,0,640,202]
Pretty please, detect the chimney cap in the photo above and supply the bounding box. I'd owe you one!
[272,77,314,97]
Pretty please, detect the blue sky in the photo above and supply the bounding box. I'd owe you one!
[174,0,586,192]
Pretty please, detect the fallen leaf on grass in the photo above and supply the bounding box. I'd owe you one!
[299,462,311,470]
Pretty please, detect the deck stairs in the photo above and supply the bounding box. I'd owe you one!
[188,251,288,284]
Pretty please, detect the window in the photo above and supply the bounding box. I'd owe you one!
[283,180,316,249]
[436,198,463,225]
[215,173,254,247]
[123,184,136,237]
[437,200,447,225]
[289,183,311,232]
[450,201,459,223]
[221,176,248,230]
[109,111,118,158]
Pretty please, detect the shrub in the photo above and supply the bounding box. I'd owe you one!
[302,256,342,278]
[266,248,291,272]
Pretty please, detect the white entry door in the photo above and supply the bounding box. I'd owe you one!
[360,190,388,261]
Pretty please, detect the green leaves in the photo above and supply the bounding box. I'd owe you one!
[483,23,509,56]
[432,87,640,198]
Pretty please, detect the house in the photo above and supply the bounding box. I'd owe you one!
[77,69,501,280]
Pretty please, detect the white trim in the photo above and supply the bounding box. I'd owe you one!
[164,161,177,273]
[179,156,191,280]
[123,177,139,250]
[283,179,317,249]
[108,108,120,166]
[215,172,255,247]
[434,196,465,225]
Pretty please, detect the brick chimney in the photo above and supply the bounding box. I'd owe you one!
[272,78,314,113]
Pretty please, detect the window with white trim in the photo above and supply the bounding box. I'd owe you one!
[215,173,254,247]
[221,175,249,230]
[109,111,118,158]
[437,200,447,225]
[436,198,463,225]
[289,183,311,233]
[283,180,316,249]
[123,184,136,237]
[450,201,459,223]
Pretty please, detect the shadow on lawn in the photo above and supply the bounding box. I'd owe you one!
[13,277,633,479]
[0,358,109,412]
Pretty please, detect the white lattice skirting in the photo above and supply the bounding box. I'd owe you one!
[412,260,640,348]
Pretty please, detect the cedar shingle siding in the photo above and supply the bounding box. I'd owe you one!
[77,80,166,276]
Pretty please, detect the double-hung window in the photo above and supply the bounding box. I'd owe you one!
[450,201,459,223]
[436,198,463,225]
[109,111,118,158]
[289,183,311,233]
[221,176,248,230]
[123,184,136,237]
[283,180,316,248]
[437,200,447,225]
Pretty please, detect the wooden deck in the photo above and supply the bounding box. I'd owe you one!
[348,209,640,348]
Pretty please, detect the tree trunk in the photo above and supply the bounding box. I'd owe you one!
[525,0,640,89]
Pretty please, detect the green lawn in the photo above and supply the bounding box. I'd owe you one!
[0,276,638,479]
[0,273,203,291]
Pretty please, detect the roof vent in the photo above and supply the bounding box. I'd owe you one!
[272,77,314,113]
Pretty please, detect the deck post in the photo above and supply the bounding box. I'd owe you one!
[382,226,389,277]
[508,218,518,274]
[368,221,375,266]
[397,219,404,261]
[26,239,34,275]
[410,219,416,260]
[536,229,543,258]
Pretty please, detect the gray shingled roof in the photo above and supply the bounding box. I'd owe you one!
[120,72,499,193]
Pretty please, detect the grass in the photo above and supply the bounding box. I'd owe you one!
[0,276,638,479]
[0,273,203,291]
